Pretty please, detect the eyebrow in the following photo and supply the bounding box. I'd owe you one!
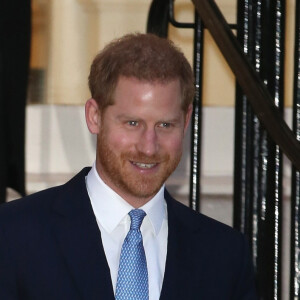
[116,114,182,123]
[116,114,142,121]
[158,117,182,124]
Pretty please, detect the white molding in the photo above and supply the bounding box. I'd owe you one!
[76,0,150,10]
[25,105,293,196]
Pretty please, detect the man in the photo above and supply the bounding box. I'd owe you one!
[0,33,257,299]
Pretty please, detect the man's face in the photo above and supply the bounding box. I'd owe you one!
[95,76,192,207]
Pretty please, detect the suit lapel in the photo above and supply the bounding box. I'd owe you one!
[160,191,206,300]
[51,168,115,300]
[50,171,208,300]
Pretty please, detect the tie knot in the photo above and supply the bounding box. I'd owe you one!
[129,209,146,230]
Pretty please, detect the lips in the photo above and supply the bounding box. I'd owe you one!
[131,161,158,169]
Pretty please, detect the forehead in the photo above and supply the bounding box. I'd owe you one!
[110,77,183,115]
[103,77,184,122]
[114,76,181,100]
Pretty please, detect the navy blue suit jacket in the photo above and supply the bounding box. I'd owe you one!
[0,168,257,299]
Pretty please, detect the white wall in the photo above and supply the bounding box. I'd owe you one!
[25,105,293,195]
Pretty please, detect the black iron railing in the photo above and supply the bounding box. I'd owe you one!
[234,1,284,298]
[147,0,300,299]
[291,1,300,298]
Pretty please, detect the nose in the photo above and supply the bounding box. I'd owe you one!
[136,128,159,156]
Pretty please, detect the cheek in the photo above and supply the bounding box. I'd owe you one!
[109,131,138,150]
[160,135,184,154]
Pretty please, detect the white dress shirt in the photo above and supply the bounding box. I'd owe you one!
[86,164,168,300]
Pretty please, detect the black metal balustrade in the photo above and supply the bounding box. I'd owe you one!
[291,1,300,298]
[147,0,300,299]
[234,1,284,298]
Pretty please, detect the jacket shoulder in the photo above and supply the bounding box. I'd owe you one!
[165,193,248,248]
[0,167,91,227]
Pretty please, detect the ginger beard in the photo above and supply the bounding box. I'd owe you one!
[96,127,182,200]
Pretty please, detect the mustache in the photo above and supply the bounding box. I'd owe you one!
[121,152,169,163]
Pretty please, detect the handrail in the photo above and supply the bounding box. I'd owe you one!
[192,0,300,171]
[147,0,169,38]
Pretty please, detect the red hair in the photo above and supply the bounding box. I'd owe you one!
[88,33,194,112]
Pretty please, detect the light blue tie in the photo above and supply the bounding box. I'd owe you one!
[115,209,149,300]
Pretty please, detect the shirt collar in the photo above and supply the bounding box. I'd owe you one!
[86,163,166,236]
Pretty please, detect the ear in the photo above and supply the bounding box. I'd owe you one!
[85,98,101,134]
[183,104,193,134]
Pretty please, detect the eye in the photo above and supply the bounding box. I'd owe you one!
[127,120,139,126]
[158,122,171,128]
